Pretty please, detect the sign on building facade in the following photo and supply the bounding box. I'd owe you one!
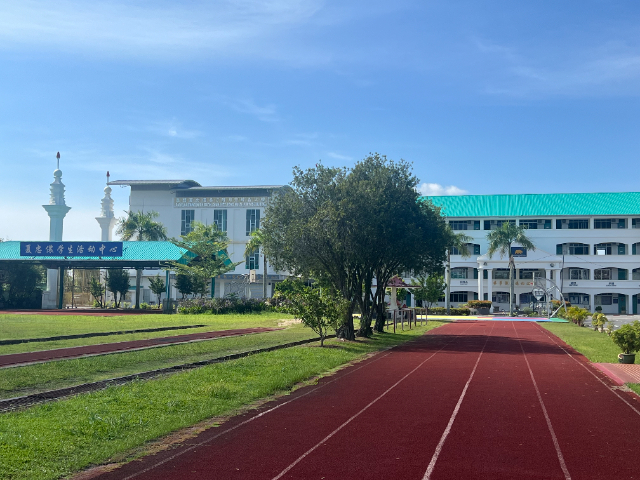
[20,242,123,257]
[174,197,268,208]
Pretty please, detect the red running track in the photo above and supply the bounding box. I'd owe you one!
[87,322,640,480]
[0,328,279,367]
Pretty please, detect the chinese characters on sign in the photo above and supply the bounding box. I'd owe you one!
[20,242,123,257]
[173,197,268,208]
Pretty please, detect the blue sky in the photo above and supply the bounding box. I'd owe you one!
[1,0,639,240]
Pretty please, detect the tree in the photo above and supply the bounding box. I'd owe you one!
[105,269,130,307]
[89,275,105,308]
[149,274,165,306]
[116,210,168,308]
[276,282,348,347]
[171,222,239,296]
[244,229,268,298]
[445,230,472,314]
[1,263,45,309]
[116,211,168,241]
[175,274,193,299]
[412,274,446,308]
[261,155,449,339]
[486,222,536,316]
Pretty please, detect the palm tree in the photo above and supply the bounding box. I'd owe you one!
[116,211,168,308]
[486,222,536,316]
[446,229,472,314]
[244,229,268,299]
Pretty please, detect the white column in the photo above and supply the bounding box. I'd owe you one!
[478,267,484,300]
[590,293,596,312]
[487,269,493,304]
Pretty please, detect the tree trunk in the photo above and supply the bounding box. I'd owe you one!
[445,250,451,315]
[337,303,355,340]
[509,257,515,316]
[262,252,268,299]
[373,287,387,333]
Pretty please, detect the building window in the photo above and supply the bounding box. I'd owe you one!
[450,292,468,303]
[473,244,481,255]
[494,269,510,279]
[557,243,590,255]
[556,219,589,229]
[213,209,227,232]
[451,268,468,279]
[633,268,640,281]
[569,268,589,280]
[246,249,260,270]
[518,269,538,279]
[520,219,551,230]
[633,218,640,229]
[450,221,469,230]
[520,292,537,304]
[594,269,611,280]
[246,209,260,236]
[594,243,613,255]
[595,294,613,306]
[633,243,639,255]
[492,292,510,303]
[450,246,460,255]
[594,219,612,229]
[568,293,589,305]
[181,210,195,235]
[484,219,515,230]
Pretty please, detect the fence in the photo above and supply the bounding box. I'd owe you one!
[385,307,428,333]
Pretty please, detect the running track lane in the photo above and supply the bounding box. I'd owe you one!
[86,322,640,480]
[0,328,280,367]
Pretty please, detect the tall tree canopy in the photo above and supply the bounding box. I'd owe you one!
[486,222,536,315]
[262,154,449,339]
[116,211,168,241]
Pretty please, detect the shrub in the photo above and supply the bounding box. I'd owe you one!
[467,300,492,309]
[140,302,151,310]
[177,297,273,315]
[427,307,469,316]
[611,321,640,354]
[592,312,608,331]
[565,306,589,326]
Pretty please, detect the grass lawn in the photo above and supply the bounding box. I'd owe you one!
[0,312,293,355]
[541,322,620,363]
[0,324,316,399]
[0,322,444,480]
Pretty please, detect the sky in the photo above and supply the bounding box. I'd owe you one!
[1,0,639,241]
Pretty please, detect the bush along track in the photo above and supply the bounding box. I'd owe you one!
[0,323,443,480]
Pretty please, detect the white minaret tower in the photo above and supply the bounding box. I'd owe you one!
[96,171,117,241]
[42,152,72,308]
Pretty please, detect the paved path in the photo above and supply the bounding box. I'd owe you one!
[88,321,640,479]
[0,328,280,367]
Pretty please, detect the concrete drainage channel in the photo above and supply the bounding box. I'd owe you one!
[0,335,332,413]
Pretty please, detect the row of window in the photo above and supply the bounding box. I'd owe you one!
[452,267,640,281]
[449,218,640,231]
[451,268,549,280]
[448,292,635,305]
[180,209,260,236]
[568,268,640,281]
[557,242,640,256]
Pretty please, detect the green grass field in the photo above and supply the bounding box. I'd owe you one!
[541,322,621,363]
[0,324,315,399]
[0,322,444,480]
[0,312,293,355]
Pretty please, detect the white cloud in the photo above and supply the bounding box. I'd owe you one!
[326,151,352,161]
[417,183,468,196]
[227,98,279,122]
[147,121,202,139]
[0,0,323,60]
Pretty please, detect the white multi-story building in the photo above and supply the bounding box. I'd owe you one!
[108,180,288,300]
[426,192,640,315]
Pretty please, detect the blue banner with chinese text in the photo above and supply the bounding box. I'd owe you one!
[20,242,123,257]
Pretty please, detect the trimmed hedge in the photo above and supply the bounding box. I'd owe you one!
[178,298,273,315]
[427,307,470,316]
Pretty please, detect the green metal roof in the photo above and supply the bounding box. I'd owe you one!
[422,192,640,218]
[0,241,188,266]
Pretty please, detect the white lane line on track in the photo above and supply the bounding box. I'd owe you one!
[535,323,640,417]
[421,322,495,480]
[116,325,462,480]
[513,323,571,480]
[272,323,480,480]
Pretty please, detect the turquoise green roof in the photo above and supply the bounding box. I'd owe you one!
[0,241,187,262]
[422,192,640,218]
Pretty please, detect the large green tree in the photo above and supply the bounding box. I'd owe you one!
[1,263,46,309]
[261,154,449,339]
[244,229,268,298]
[486,222,536,315]
[116,210,168,308]
[105,269,130,307]
[171,222,239,297]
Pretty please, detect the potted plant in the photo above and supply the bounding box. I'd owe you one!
[611,320,640,364]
